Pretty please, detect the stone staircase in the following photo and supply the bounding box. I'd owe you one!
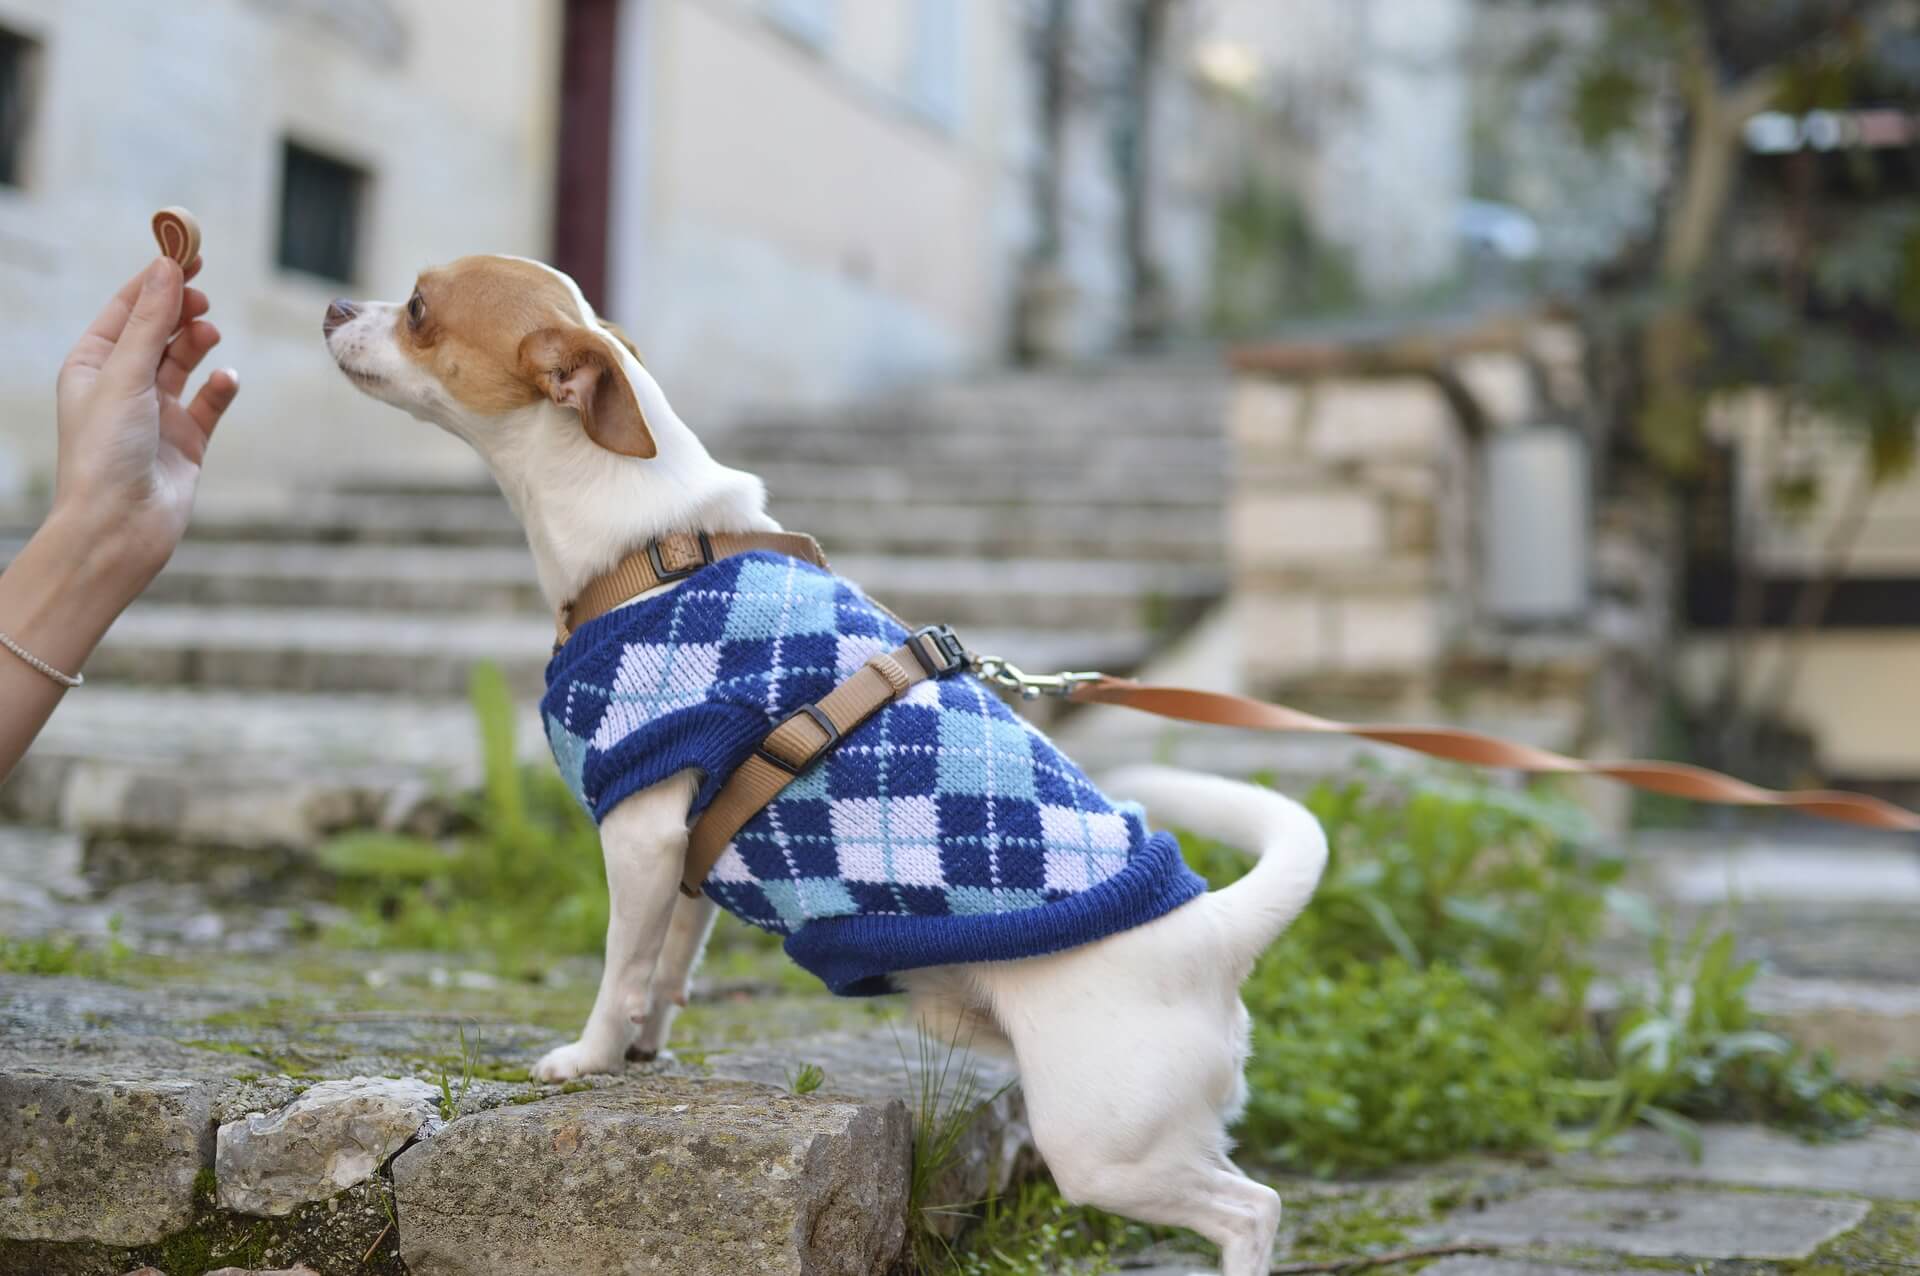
[0,363,1232,894]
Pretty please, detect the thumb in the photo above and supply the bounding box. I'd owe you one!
[103,258,184,390]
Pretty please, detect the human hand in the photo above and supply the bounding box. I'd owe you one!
[52,255,240,590]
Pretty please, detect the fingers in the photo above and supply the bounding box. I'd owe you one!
[67,258,210,381]
[101,259,184,389]
[158,320,220,399]
[185,367,241,450]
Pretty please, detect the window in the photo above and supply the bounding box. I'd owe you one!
[0,25,42,189]
[277,141,367,284]
[906,0,962,130]
[766,0,834,50]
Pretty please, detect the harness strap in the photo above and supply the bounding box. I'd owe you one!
[559,530,830,642]
[1066,678,1920,833]
[681,625,969,897]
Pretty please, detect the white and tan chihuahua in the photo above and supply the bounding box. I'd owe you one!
[324,256,1327,1275]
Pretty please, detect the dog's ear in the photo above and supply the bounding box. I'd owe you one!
[597,319,644,364]
[519,327,657,459]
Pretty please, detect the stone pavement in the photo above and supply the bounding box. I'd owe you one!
[1,936,1915,1275]
[0,949,1028,1276]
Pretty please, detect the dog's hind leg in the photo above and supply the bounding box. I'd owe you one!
[628,891,718,1061]
[971,906,1282,1276]
[534,772,697,1082]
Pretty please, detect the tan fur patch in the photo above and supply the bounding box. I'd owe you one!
[397,257,595,416]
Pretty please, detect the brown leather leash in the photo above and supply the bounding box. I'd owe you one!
[562,537,1920,899]
[1063,678,1920,833]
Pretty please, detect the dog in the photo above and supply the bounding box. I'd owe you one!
[324,256,1328,1275]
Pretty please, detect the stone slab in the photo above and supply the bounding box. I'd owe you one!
[0,1068,216,1246]
[391,1075,911,1276]
[1564,1123,1920,1201]
[1420,1186,1869,1261]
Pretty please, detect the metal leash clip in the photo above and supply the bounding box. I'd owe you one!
[969,653,1107,701]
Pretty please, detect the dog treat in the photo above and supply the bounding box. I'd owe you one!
[151,207,201,267]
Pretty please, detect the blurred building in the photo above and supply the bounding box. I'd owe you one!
[0,0,562,495]
[0,0,1492,496]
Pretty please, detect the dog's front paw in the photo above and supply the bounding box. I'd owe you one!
[533,1039,623,1083]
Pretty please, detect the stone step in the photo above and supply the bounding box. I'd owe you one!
[769,497,1226,562]
[9,539,1223,626]
[0,489,531,549]
[746,458,1226,508]
[84,605,557,696]
[0,972,1027,1275]
[840,553,1224,633]
[0,688,545,867]
[0,538,546,614]
[78,603,1156,696]
[721,427,1228,471]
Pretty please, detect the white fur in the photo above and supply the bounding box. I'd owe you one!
[327,262,1329,1275]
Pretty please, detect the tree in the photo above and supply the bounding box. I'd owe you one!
[1512,0,1920,777]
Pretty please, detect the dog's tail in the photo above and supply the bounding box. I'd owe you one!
[1103,765,1328,968]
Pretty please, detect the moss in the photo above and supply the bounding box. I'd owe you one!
[559,1080,592,1094]
[0,1178,414,1276]
[191,1167,217,1209]
[1782,1202,1920,1274]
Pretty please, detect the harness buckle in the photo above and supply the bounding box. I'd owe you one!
[647,532,715,584]
[908,624,969,678]
[757,703,841,775]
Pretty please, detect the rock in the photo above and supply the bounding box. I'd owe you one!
[0,1067,216,1245]
[392,1074,910,1276]
[216,1076,441,1216]
[704,1030,1033,1236]
[204,1267,320,1276]
[1563,1123,1920,1200]
[1420,1186,1870,1262]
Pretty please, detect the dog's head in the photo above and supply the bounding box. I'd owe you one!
[323,255,656,459]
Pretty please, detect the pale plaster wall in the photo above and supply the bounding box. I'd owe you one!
[1679,636,1920,779]
[0,0,561,499]
[606,0,1016,425]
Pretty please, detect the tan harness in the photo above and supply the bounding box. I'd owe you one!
[561,533,1920,898]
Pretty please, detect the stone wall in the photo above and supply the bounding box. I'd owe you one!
[1224,316,1674,786]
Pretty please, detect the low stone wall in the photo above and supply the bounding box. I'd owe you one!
[1224,314,1674,802]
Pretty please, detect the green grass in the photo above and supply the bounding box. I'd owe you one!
[1181,773,1902,1179]
[0,917,129,977]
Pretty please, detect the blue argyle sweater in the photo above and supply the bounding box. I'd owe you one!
[541,551,1205,996]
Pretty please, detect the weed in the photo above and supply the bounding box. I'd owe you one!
[900,1023,1011,1274]
[789,1061,825,1095]
[1570,922,1879,1149]
[941,1180,1155,1275]
[435,1023,479,1121]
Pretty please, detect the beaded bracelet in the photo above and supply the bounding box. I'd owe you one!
[0,631,84,688]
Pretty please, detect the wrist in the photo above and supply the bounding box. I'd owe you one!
[39,501,170,597]
[17,506,162,621]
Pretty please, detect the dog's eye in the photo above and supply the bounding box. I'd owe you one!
[407,293,427,326]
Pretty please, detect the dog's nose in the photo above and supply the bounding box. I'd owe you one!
[323,299,359,337]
